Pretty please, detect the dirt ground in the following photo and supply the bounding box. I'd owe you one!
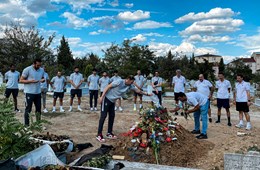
[11,92,260,170]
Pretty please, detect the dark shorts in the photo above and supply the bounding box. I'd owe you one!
[4,88,19,98]
[70,89,82,98]
[174,92,182,101]
[217,98,230,109]
[134,91,143,97]
[236,102,249,112]
[53,92,64,99]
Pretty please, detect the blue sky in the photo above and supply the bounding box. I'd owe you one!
[0,0,260,63]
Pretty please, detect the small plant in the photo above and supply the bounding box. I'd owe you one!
[0,99,48,160]
[247,145,260,152]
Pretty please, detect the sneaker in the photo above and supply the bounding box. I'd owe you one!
[196,133,208,139]
[191,130,201,134]
[94,107,98,111]
[68,108,73,112]
[106,133,117,139]
[175,112,179,115]
[43,108,48,113]
[52,110,56,113]
[114,106,117,111]
[90,108,94,111]
[96,134,106,143]
[209,118,212,123]
[215,120,220,123]
[60,109,65,112]
[15,109,21,113]
[235,124,244,128]
[133,107,137,111]
[119,107,123,112]
[227,122,232,126]
[78,107,83,112]
[246,124,252,130]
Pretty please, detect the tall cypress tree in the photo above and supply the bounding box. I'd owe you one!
[57,36,74,75]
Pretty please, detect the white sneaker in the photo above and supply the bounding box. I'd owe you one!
[235,123,244,128]
[119,107,123,111]
[60,109,65,112]
[43,108,48,113]
[133,107,137,111]
[94,107,98,111]
[114,106,117,111]
[90,108,94,111]
[68,108,73,112]
[78,107,83,112]
[246,123,252,130]
[52,110,56,113]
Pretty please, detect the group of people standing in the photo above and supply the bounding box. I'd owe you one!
[3,59,253,142]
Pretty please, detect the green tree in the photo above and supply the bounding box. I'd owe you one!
[219,58,225,72]
[57,36,74,75]
[0,24,55,73]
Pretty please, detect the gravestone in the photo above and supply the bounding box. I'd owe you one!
[224,152,260,170]
[255,98,260,107]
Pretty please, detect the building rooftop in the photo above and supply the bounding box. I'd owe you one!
[230,57,256,64]
[195,54,222,58]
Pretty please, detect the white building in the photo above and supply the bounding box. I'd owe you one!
[228,57,256,73]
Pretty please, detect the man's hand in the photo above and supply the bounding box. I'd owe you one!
[233,100,236,105]
[247,101,252,106]
[99,97,103,104]
[30,80,39,83]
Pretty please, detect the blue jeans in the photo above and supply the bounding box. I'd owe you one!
[193,100,209,134]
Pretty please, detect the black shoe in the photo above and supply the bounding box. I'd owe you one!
[215,120,220,123]
[196,133,208,139]
[227,122,232,126]
[191,130,201,134]
[175,112,179,115]
[209,118,212,123]
[181,112,184,116]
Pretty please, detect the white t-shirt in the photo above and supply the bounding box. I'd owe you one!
[70,72,84,89]
[215,79,231,99]
[186,92,208,107]
[235,81,250,102]
[193,79,213,97]
[172,75,186,93]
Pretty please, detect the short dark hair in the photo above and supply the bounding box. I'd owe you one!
[237,74,244,78]
[10,64,15,68]
[178,92,186,97]
[33,58,42,64]
[113,70,118,73]
[92,68,97,72]
[218,72,224,76]
[74,66,79,69]
[127,75,135,81]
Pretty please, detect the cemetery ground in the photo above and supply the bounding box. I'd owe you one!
[10,92,260,170]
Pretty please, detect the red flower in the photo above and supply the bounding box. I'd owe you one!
[133,132,139,137]
[166,137,172,142]
[163,127,168,131]
[140,143,147,148]
[137,128,143,133]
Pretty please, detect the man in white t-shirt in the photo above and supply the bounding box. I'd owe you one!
[171,92,209,139]
[172,69,186,115]
[233,74,252,130]
[152,71,163,105]
[110,70,123,111]
[215,72,232,126]
[133,70,145,111]
[193,74,214,123]
[40,66,50,113]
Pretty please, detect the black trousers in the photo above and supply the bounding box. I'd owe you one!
[89,90,98,107]
[153,91,162,105]
[24,93,41,125]
[98,97,115,135]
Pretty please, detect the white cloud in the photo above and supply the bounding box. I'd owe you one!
[124,3,134,8]
[148,41,218,57]
[117,10,150,21]
[175,7,238,23]
[223,55,246,64]
[89,29,110,35]
[179,18,244,36]
[133,20,173,29]
[237,29,260,53]
[131,34,147,42]
[187,34,231,42]
[62,12,91,29]
[109,0,118,7]
[67,37,81,46]
[78,42,112,56]
[144,32,164,37]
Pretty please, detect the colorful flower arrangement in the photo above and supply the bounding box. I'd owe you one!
[124,106,180,164]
